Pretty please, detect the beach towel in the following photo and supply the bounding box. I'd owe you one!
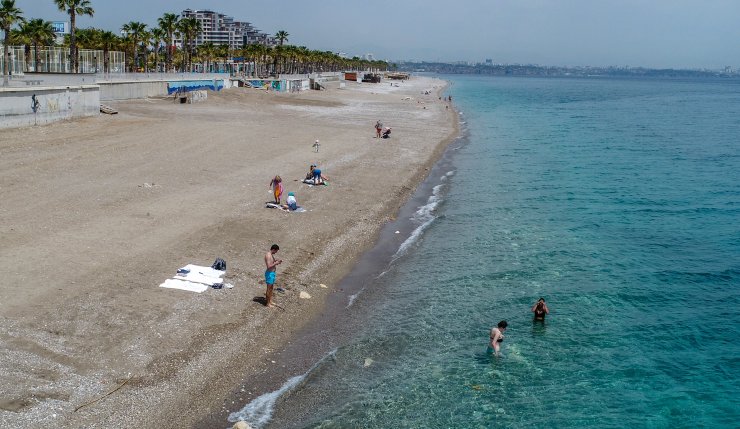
[159,278,209,293]
[266,202,307,212]
[174,271,224,286]
[179,264,225,279]
[302,179,328,186]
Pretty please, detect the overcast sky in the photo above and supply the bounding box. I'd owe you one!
[13,0,740,69]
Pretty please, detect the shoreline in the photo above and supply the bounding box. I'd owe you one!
[218,123,465,428]
[0,75,457,429]
[195,82,461,429]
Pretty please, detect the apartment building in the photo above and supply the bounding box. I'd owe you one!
[175,9,276,50]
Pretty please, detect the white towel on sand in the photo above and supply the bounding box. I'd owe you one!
[174,271,224,286]
[159,278,209,293]
[179,264,225,279]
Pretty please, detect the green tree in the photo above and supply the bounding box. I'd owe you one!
[197,41,214,73]
[274,30,289,46]
[98,29,118,73]
[0,0,24,85]
[121,21,146,72]
[54,0,94,73]
[176,17,201,72]
[10,24,30,72]
[150,27,166,72]
[25,18,54,72]
[157,12,178,72]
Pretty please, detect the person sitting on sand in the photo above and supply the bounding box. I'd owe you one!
[305,164,327,185]
[531,298,549,321]
[285,192,298,211]
[382,127,392,139]
[489,320,508,356]
[269,175,283,204]
[312,166,328,185]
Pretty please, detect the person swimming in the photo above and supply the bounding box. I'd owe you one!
[488,320,508,356]
[531,298,549,321]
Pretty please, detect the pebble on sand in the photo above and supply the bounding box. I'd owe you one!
[233,421,253,429]
[319,283,327,288]
[364,358,374,367]
[299,291,311,299]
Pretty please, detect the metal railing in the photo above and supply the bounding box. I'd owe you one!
[1,45,125,76]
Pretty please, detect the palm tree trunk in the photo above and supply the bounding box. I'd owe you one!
[33,42,40,72]
[167,32,172,72]
[24,45,30,72]
[70,12,77,73]
[3,31,10,86]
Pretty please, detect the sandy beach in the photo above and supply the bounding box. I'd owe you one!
[0,75,457,428]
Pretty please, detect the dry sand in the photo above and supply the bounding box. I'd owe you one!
[0,76,456,428]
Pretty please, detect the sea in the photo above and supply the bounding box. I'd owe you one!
[228,75,740,428]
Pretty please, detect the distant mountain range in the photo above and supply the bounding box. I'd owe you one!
[394,62,739,79]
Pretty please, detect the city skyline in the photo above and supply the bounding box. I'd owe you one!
[10,0,740,69]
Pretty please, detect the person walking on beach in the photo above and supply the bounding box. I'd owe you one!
[375,120,383,138]
[264,244,282,307]
[532,298,549,321]
[269,175,283,204]
[489,320,508,356]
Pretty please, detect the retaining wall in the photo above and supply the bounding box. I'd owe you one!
[98,80,168,101]
[0,85,99,129]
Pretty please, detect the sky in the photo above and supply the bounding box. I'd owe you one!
[12,0,740,69]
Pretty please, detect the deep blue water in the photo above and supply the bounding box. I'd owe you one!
[237,76,740,428]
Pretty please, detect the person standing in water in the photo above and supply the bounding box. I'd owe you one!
[489,320,508,356]
[531,298,549,321]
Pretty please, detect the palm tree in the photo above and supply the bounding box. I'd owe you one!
[197,41,214,73]
[10,25,30,72]
[98,30,117,73]
[214,43,229,73]
[25,18,54,72]
[0,0,24,85]
[274,30,289,46]
[177,17,201,72]
[157,12,178,72]
[121,21,146,72]
[150,27,166,72]
[54,0,94,73]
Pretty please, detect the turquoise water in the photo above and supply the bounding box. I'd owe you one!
[246,76,740,428]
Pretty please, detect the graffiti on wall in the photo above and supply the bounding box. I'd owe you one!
[46,98,59,113]
[246,80,285,91]
[167,80,224,95]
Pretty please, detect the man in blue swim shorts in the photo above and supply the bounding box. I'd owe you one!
[264,244,282,307]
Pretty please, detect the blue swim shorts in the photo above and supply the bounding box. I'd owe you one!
[265,270,276,285]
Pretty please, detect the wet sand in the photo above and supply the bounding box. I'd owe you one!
[0,76,456,428]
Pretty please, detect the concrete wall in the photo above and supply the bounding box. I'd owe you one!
[0,85,99,129]
[98,78,229,101]
[98,80,168,101]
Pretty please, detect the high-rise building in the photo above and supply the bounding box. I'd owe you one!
[175,9,276,50]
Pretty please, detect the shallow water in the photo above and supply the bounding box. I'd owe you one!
[234,75,740,428]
